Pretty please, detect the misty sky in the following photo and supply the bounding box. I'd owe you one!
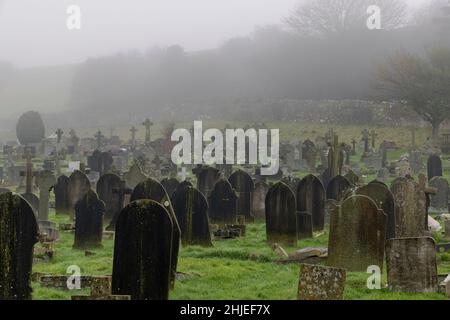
[0,0,432,68]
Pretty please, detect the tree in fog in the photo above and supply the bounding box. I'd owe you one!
[285,0,407,36]
[376,47,450,140]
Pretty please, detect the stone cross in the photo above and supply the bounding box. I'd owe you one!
[95,131,104,149]
[130,126,138,149]
[55,129,64,175]
[142,118,153,146]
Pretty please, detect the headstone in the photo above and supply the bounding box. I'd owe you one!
[193,165,221,197]
[265,182,297,246]
[296,174,326,232]
[112,200,173,300]
[54,175,70,215]
[429,176,449,210]
[296,211,313,240]
[427,154,442,181]
[123,163,147,190]
[344,170,360,185]
[0,192,38,300]
[73,190,105,249]
[355,183,396,239]
[68,170,91,219]
[208,179,238,226]
[228,170,255,223]
[172,184,212,247]
[297,264,346,300]
[36,170,56,221]
[96,173,125,222]
[130,178,181,289]
[328,195,387,271]
[161,177,180,198]
[386,237,438,293]
[326,175,352,200]
[252,181,269,219]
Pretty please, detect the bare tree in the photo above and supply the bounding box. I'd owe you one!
[285,0,407,37]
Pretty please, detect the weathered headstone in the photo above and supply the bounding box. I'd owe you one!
[344,170,360,185]
[96,173,125,222]
[68,170,91,219]
[54,175,70,215]
[386,237,438,293]
[130,178,181,289]
[112,200,173,300]
[208,179,238,226]
[326,175,352,200]
[429,176,449,210]
[193,165,221,197]
[172,184,212,247]
[427,154,442,181]
[36,170,56,221]
[356,183,396,239]
[252,181,269,219]
[297,264,346,300]
[161,177,180,198]
[228,170,255,223]
[73,190,105,249]
[328,195,386,271]
[265,182,297,246]
[296,174,326,232]
[0,192,38,300]
[123,163,147,190]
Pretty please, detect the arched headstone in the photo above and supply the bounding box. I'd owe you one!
[68,170,91,218]
[265,182,297,246]
[112,200,173,300]
[208,179,238,226]
[193,165,221,197]
[427,154,442,181]
[296,174,326,232]
[228,169,255,223]
[326,175,352,200]
[252,181,269,219]
[161,177,180,198]
[54,175,70,215]
[96,173,125,222]
[429,176,449,210]
[328,195,386,271]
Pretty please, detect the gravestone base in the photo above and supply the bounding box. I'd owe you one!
[297,264,346,300]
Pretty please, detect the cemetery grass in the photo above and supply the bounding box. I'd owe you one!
[32,213,450,300]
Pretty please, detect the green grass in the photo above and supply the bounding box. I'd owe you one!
[31,214,450,300]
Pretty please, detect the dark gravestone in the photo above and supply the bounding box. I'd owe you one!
[36,170,56,222]
[228,169,255,223]
[193,165,221,197]
[356,183,396,239]
[21,192,40,215]
[344,170,360,185]
[88,150,113,176]
[326,175,352,200]
[429,176,449,210]
[88,150,102,172]
[252,181,269,219]
[427,154,442,181]
[73,190,105,249]
[328,195,387,271]
[296,174,326,232]
[161,177,180,198]
[0,192,38,300]
[54,175,70,215]
[172,185,212,247]
[390,177,428,237]
[296,211,313,240]
[68,170,91,219]
[265,182,297,246]
[112,200,173,300]
[320,168,331,192]
[96,173,125,222]
[208,179,238,226]
[386,237,438,293]
[130,178,181,289]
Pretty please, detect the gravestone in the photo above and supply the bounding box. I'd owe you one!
[0,192,38,300]
[429,176,449,210]
[296,211,313,240]
[252,181,269,219]
[386,237,438,293]
[265,182,297,246]
[328,195,387,271]
[130,178,181,289]
[54,175,70,215]
[88,150,102,172]
[390,177,428,237]
[297,264,346,300]
[172,185,212,247]
[344,170,360,185]
[0,187,11,195]
[326,175,352,200]
[68,170,91,219]
[112,200,173,300]
[161,177,180,198]
[123,163,147,190]
[355,183,396,239]
[427,154,442,181]
[96,173,125,222]
[193,165,221,197]
[36,170,56,221]
[21,193,40,215]
[208,179,238,226]
[228,170,255,223]
[73,190,105,249]
[296,174,326,232]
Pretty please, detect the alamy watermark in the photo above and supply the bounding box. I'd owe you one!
[171,121,280,176]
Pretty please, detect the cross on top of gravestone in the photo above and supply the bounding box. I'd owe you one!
[142,118,153,145]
